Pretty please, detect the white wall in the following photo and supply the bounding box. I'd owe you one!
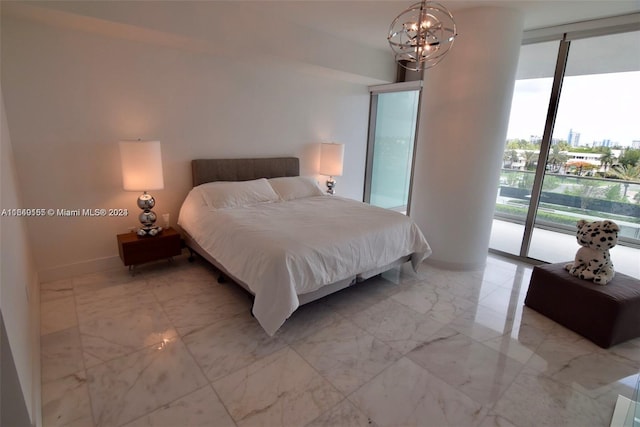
[1,2,395,280]
[1,83,42,425]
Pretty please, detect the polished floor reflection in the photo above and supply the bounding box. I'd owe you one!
[40,254,640,427]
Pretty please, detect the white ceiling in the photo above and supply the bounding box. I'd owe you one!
[242,1,640,51]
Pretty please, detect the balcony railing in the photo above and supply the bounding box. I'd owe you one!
[495,169,640,247]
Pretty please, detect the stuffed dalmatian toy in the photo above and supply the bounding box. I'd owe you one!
[565,219,619,285]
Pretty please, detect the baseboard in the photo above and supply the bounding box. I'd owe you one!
[38,255,122,283]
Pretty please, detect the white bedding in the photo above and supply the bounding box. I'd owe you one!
[178,192,431,335]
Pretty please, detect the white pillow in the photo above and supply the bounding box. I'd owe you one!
[197,178,280,209]
[269,176,325,201]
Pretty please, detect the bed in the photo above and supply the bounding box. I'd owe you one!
[178,157,431,335]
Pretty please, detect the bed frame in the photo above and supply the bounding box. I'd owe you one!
[184,157,409,306]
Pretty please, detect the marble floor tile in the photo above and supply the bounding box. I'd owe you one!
[525,326,605,375]
[78,296,177,367]
[159,283,250,336]
[480,262,522,287]
[478,413,518,427]
[349,357,487,427]
[320,280,395,318]
[41,327,85,383]
[609,336,640,364]
[41,296,77,336]
[359,272,412,296]
[478,285,527,317]
[423,262,515,303]
[40,254,638,427]
[212,347,343,427]
[41,371,92,427]
[436,277,504,305]
[306,399,376,427]
[391,283,475,323]
[480,305,557,364]
[380,263,422,287]
[86,338,208,427]
[74,279,152,313]
[420,264,485,288]
[407,327,524,405]
[493,368,607,427]
[40,278,74,302]
[292,317,401,394]
[275,300,343,344]
[448,304,514,343]
[122,386,235,427]
[72,269,140,295]
[151,272,218,303]
[183,312,287,382]
[62,416,95,427]
[351,298,446,354]
[538,349,640,398]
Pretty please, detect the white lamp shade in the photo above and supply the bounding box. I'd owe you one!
[319,142,344,176]
[119,140,164,191]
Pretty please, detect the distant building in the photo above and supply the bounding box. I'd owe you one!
[593,139,612,147]
[632,140,640,149]
[530,135,542,144]
[568,129,580,147]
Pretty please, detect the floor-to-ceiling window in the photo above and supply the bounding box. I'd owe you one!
[490,16,640,278]
[491,40,558,255]
[364,81,421,213]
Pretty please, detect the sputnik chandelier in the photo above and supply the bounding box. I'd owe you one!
[388,1,457,72]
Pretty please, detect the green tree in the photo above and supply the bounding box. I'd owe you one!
[567,161,596,176]
[503,150,519,168]
[618,148,640,167]
[603,184,623,201]
[547,146,569,173]
[505,140,519,150]
[609,163,640,199]
[564,179,604,209]
[599,148,616,172]
[523,150,538,171]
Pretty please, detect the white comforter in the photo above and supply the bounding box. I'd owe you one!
[179,194,431,335]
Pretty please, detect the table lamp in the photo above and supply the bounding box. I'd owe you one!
[119,139,164,236]
[319,142,344,195]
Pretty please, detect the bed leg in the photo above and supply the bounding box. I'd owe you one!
[187,247,196,263]
[217,273,227,283]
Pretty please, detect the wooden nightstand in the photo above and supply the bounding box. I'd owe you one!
[117,227,181,272]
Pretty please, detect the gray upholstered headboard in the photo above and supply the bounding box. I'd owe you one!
[191,157,300,187]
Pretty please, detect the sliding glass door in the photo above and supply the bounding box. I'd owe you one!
[364,82,421,213]
[491,40,558,255]
[528,31,640,267]
[490,24,640,278]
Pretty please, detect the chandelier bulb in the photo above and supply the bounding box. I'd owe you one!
[388,1,457,72]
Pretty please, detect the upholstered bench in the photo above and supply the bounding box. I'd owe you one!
[525,262,640,348]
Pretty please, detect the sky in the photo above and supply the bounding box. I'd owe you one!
[506,71,640,147]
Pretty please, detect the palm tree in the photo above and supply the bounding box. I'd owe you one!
[547,145,568,173]
[523,150,538,170]
[599,148,616,173]
[609,163,640,199]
